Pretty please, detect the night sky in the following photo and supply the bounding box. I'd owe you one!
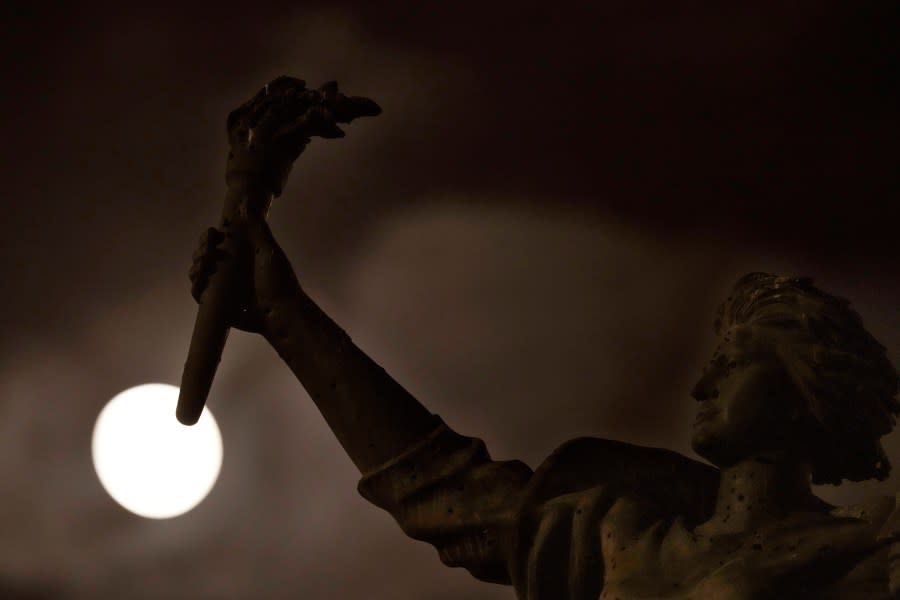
[2,2,898,598]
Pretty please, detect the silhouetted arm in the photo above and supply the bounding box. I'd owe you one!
[245,208,439,473]
[200,76,438,473]
[233,186,534,584]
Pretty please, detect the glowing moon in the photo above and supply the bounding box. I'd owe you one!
[91,383,223,519]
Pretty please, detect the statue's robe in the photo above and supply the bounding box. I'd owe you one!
[359,417,895,599]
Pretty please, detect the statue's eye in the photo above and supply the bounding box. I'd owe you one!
[727,360,738,370]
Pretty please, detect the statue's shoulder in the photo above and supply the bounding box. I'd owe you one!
[522,437,719,525]
[830,493,899,545]
[830,494,896,527]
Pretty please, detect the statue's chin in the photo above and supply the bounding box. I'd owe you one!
[691,431,729,468]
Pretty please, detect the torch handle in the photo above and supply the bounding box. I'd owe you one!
[177,296,232,425]
[177,214,254,425]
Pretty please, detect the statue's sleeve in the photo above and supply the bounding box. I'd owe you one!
[358,419,719,598]
[357,417,532,585]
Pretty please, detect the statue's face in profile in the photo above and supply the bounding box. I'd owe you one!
[690,326,804,468]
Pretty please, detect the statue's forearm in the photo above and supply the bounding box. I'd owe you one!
[241,186,437,473]
[262,288,439,472]
[228,177,527,584]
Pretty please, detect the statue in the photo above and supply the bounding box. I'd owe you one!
[185,77,900,599]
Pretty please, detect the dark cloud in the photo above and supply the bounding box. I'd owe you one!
[1,2,898,598]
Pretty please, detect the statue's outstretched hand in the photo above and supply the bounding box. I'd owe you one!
[189,76,381,332]
[225,76,381,196]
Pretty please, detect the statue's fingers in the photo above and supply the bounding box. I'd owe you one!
[195,229,210,251]
[192,236,210,263]
[192,250,219,276]
[191,231,226,283]
[189,256,214,301]
[194,227,222,258]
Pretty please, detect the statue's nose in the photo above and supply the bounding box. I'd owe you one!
[691,372,719,402]
[690,382,706,402]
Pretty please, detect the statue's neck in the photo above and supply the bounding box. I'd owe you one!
[702,455,821,536]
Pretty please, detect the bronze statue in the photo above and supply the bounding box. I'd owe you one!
[185,77,900,599]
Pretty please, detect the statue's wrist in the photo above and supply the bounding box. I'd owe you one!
[225,147,293,197]
[260,289,310,350]
[225,168,271,196]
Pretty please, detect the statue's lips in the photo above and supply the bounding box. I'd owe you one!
[694,409,719,424]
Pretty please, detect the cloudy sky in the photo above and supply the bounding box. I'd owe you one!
[1,2,898,598]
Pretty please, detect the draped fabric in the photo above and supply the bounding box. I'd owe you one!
[358,417,721,599]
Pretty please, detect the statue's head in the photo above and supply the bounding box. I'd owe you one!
[690,273,899,484]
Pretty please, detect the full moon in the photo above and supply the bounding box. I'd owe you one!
[91,383,223,519]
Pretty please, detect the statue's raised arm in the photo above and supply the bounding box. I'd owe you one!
[184,75,441,468]
[187,78,900,599]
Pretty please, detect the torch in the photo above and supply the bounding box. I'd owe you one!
[176,76,380,425]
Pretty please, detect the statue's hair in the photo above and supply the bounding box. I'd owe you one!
[715,272,899,485]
